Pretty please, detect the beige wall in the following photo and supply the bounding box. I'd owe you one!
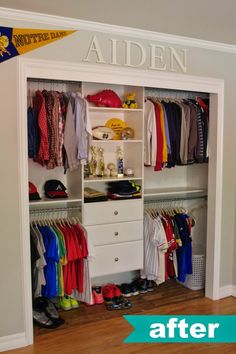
[0,58,24,336]
[0,16,236,338]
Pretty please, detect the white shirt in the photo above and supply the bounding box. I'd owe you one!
[144,100,157,166]
[142,213,168,282]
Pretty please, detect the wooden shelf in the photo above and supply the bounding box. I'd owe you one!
[88,107,143,113]
[29,197,82,207]
[144,187,207,200]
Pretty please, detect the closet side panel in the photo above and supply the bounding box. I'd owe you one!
[0,59,24,336]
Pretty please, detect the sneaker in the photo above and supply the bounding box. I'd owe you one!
[70,297,79,309]
[60,296,72,311]
[130,282,140,296]
[92,286,104,304]
[110,284,123,301]
[147,280,155,292]
[120,283,132,297]
[102,285,114,302]
[133,278,148,294]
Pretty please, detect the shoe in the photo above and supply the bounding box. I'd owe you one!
[102,284,114,302]
[70,297,79,309]
[111,284,122,299]
[130,282,140,296]
[132,278,148,294]
[120,283,132,297]
[33,309,61,329]
[147,280,155,292]
[92,286,104,304]
[105,298,132,311]
[60,296,72,311]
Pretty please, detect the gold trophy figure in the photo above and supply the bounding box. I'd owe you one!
[97,147,105,177]
[89,145,97,177]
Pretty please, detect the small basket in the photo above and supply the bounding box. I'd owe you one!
[183,254,206,290]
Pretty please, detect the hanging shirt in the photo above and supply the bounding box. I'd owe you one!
[39,226,59,299]
[153,102,163,171]
[142,214,168,282]
[63,95,80,171]
[27,106,39,159]
[33,90,49,165]
[157,101,168,164]
[144,100,157,166]
[74,92,92,164]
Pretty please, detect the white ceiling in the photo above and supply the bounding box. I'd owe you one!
[0,0,236,45]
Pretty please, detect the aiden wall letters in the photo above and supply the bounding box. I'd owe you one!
[83,35,188,73]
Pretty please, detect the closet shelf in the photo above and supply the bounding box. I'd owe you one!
[29,197,82,206]
[84,176,142,183]
[88,107,143,113]
[144,187,207,201]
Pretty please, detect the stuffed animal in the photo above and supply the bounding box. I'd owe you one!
[122,93,138,109]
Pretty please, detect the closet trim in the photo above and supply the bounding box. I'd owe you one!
[17,57,224,346]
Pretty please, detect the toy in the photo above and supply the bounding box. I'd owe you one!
[86,89,122,108]
[122,93,138,109]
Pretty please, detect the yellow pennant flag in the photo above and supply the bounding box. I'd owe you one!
[0,26,77,63]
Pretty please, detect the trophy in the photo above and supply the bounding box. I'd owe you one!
[97,147,105,177]
[117,146,124,177]
[89,145,97,177]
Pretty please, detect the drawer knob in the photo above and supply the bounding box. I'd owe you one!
[114,257,119,262]
[114,210,118,215]
[114,232,119,236]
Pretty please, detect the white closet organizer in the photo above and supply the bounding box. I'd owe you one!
[28,79,145,280]
[28,79,209,283]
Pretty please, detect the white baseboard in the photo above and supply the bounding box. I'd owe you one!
[219,285,236,299]
[231,286,236,297]
[0,332,28,352]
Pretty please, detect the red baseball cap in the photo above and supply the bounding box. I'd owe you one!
[29,182,41,201]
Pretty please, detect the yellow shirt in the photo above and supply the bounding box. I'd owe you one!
[156,102,168,163]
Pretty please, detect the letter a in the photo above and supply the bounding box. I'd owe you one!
[149,323,166,339]
[83,35,106,63]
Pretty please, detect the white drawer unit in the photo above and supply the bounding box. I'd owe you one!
[83,199,143,225]
[86,220,143,246]
[89,240,143,277]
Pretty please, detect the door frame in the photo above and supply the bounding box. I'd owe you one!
[17,57,224,345]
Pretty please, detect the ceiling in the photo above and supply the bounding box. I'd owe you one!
[0,0,236,45]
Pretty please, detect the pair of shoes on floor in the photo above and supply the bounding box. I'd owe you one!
[33,297,65,329]
[102,284,132,310]
[121,279,155,296]
[86,286,104,306]
[60,295,79,311]
[120,282,140,297]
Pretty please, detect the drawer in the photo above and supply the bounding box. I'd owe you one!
[86,220,143,246]
[89,240,143,277]
[83,199,143,225]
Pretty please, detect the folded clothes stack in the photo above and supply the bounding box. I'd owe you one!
[84,187,108,203]
[107,180,142,200]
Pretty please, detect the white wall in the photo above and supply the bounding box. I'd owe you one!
[0,14,236,339]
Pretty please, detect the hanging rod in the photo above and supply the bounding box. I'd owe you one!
[144,194,207,204]
[30,206,81,214]
[145,87,209,100]
[27,77,81,85]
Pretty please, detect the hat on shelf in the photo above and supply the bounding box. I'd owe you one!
[44,180,68,199]
[29,182,41,201]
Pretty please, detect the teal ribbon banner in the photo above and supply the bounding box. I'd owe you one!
[124,315,236,343]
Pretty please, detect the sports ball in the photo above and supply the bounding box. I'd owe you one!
[92,126,115,140]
